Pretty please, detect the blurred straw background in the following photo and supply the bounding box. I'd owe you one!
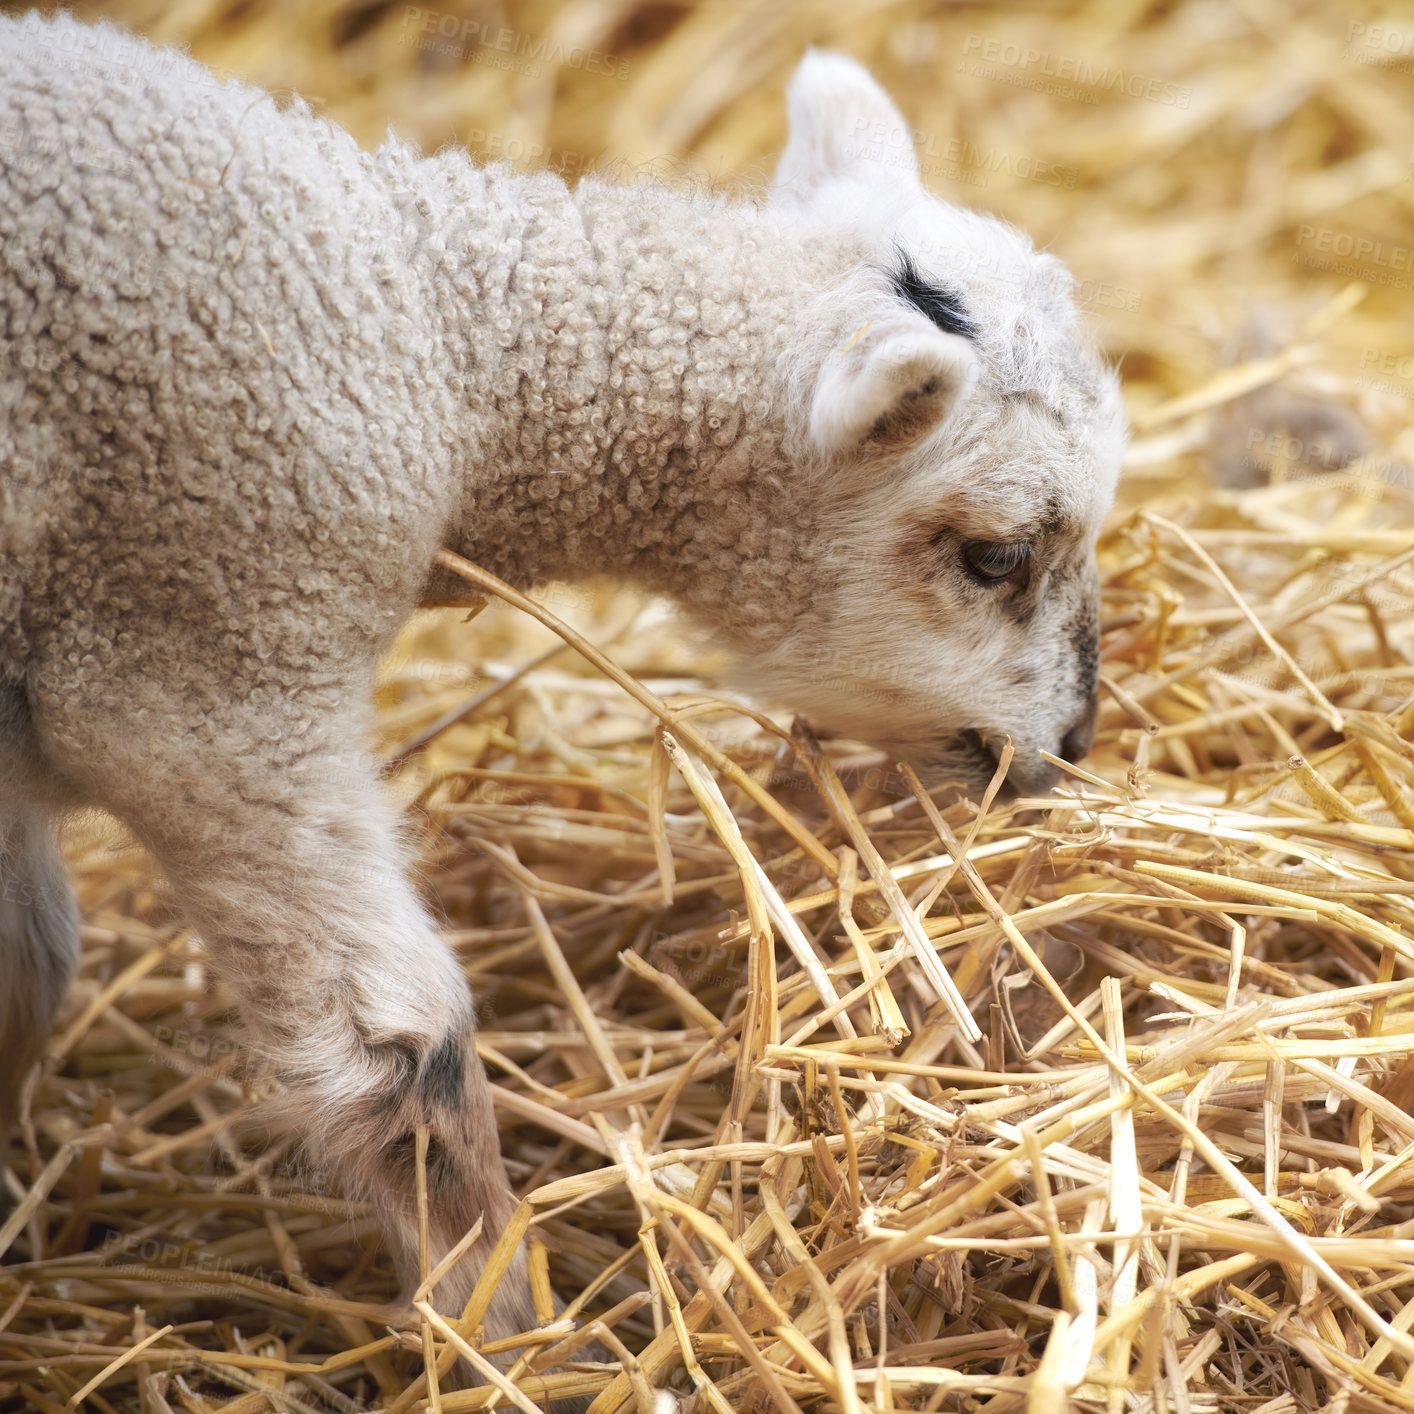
[4,0,1414,1410]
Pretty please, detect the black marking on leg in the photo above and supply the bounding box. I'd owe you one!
[417,1033,466,1111]
[370,1032,465,1117]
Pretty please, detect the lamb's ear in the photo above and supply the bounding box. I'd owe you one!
[773,50,919,199]
[809,324,978,453]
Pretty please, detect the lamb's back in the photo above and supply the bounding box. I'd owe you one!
[0,13,457,679]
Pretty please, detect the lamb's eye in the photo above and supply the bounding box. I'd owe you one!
[963,540,1032,583]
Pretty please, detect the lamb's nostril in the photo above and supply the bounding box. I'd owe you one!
[1059,707,1096,766]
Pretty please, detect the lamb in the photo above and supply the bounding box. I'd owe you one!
[0,8,1125,1364]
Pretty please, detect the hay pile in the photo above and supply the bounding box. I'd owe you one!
[5,0,1414,1409]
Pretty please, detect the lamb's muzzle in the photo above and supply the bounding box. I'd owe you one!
[0,10,1125,1364]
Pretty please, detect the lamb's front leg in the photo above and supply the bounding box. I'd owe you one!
[258,899,530,1342]
[38,698,534,1346]
[195,809,532,1343]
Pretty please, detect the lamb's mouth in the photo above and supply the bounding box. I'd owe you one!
[912,727,1006,797]
[956,728,1000,775]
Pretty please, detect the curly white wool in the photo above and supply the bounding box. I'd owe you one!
[0,13,1124,1350]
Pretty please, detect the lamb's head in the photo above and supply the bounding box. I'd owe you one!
[744,50,1126,798]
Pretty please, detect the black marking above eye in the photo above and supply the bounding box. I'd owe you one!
[888,245,976,341]
[963,539,1032,584]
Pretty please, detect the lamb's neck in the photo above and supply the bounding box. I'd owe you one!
[445,172,831,648]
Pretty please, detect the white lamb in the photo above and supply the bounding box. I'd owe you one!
[0,10,1124,1356]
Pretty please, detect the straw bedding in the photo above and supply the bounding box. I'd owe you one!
[4,0,1414,1409]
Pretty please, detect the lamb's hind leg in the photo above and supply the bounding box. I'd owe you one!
[0,676,80,1133]
[0,805,79,1132]
[36,691,534,1343]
